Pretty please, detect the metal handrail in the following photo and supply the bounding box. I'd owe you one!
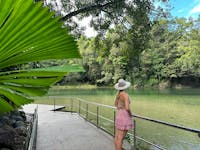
[76,97,116,109]
[135,136,166,150]
[28,105,38,150]
[73,98,159,149]
[74,97,200,133]
[72,97,116,134]
[132,114,200,134]
[99,115,114,123]
[50,96,200,150]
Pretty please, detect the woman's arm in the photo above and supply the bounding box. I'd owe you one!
[124,93,132,116]
[114,93,119,108]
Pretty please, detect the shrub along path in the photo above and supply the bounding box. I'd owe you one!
[23,104,114,150]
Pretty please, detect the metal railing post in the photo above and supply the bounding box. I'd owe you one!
[28,107,38,150]
[133,119,136,150]
[86,103,88,120]
[114,110,116,136]
[71,98,73,113]
[79,100,81,115]
[97,106,99,127]
[53,97,55,111]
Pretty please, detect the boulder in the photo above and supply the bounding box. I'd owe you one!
[0,125,27,150]
[0,110,34,150]
[19,111,26,121]
[11,115,24,122]
[15,126,27,136]
[13,121,25,128]
[0,125,17,149]
[0,116,12,126]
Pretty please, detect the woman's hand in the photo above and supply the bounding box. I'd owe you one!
[127,110,132,117]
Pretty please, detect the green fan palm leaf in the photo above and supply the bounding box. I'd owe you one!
[0,98,14,114]
[0,0,80,69]
[0,0,83,114]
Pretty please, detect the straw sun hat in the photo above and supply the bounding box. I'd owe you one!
[114,79,131,90]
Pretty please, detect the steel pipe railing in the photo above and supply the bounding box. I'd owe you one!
[50,96,200,150]
[132,114,200,134]
[28,105,38,150]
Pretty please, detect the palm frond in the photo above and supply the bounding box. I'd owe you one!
[0,0,83,114]
[0,0,80,69]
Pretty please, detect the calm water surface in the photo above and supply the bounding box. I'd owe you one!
[37,87,200,150]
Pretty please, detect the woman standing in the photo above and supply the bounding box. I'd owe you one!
[114,79,134,150]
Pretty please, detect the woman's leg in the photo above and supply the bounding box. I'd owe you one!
[115,128,128,150]
[114,128,120,149]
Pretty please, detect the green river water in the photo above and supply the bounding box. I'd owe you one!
[35,87,200,150]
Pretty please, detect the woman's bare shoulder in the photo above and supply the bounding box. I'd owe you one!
[120,92,128,99]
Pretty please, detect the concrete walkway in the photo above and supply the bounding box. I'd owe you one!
[23,104,114,150]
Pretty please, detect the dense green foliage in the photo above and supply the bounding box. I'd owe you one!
[43,0,169,37]
[32,0,175,87]
[71,17,200,87]
[39,1,199,87]
[0,0,82,114]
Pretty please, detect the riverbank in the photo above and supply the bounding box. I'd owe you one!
[52,83,200,90]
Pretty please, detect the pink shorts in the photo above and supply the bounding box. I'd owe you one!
[115,109,134,130]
